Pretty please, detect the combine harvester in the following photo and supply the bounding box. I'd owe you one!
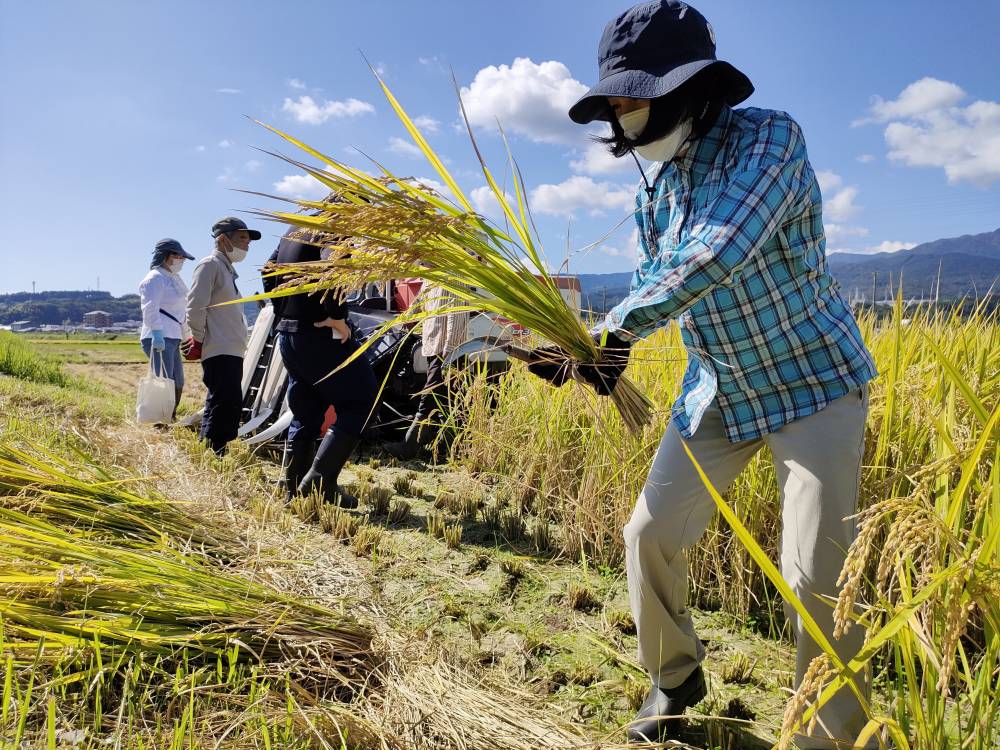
[181,276,580,448]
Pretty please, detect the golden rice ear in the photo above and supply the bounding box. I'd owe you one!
[244,71,652,430]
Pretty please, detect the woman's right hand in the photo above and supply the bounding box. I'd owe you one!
[314,317,352,342]
[526,345,572,387]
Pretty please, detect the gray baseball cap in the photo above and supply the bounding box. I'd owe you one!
[211,216,261,240]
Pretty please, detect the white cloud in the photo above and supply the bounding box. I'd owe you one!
[865,240,916,254]
[217,160,265,184]
[530,176,633,218]
[413,115,441,133]
[856,153,875,164]
[598,228,640,259]
[816,170,861,222]
[389,136,423,159]
[273,173,328,200]
[460,57,588,145]
[855,78,1000,186]
[195,145,206,153]
[288,78,306,89]
[215,88,241,95]
[864,78,966,123]
[218,139,233,149]
[825,186,860,222]
[282,95,375,125]
[570,138,634,176]
[824,223,869,246]
[815,170,842,193]
[418,55,446,71]
[830,240,916,256]
[884,100,1000,185]
[470,185,515,220]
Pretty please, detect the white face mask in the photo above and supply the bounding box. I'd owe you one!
[635,118,693,163]
[228,246,249,264]
[617,107,650,140]
[165,258,184,273]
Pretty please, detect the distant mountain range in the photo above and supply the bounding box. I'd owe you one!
[828,228,1000,302]
[5,228,997,325]
[578,228,1000,312]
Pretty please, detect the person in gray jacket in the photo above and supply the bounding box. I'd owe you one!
[182,216,261,455]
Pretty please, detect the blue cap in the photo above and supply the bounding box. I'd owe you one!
[154,238,194,260]
[569,1,753,124]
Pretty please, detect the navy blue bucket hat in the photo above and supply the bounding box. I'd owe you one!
[151,237,194,269]
[569,0,753,124]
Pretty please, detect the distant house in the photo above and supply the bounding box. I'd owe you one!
[83,310,113,327]
[10,320,33,332]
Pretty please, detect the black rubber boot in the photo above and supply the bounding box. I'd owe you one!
[173,386,183,423]
[383,421,420,461]
[627,666,706,744]
[297,429,360,508]
[282,439,317,502]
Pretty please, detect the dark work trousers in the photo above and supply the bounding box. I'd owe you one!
[278,329,379,447]
[199,354,244,455]
[413,355,447,435]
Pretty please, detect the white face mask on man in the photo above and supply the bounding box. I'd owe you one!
[227,246,249,263]
[618,107,694,163]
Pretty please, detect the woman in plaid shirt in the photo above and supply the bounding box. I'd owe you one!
[529,2,877,747]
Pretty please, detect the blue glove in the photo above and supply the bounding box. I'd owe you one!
[151,329,165,352]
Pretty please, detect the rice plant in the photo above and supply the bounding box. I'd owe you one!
[249,74,653,431]
[387,498,410,524]
[0,331,68,387]
[351,523,384,557]
[566,583,600,613]
[443,521,463,550]
[426,510,446,539]
[367,484,394,516]
[393,474,419,497]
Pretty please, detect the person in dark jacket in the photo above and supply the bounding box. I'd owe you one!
[263,228,378,507]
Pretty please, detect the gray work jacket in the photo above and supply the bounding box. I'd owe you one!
[186,250,247,360]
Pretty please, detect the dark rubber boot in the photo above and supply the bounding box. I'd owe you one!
[173,386,183,423]
[297,429,360,508]
[627,666,706,744]
[282,439,317,502]
[383,421,420,461]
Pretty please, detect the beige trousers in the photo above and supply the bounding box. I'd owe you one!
[624,387,870,749]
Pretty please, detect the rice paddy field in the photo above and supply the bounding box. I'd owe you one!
[0,299,997,749]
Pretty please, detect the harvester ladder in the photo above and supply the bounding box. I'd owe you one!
[240,334,277,423]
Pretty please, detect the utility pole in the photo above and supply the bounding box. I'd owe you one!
[871,272,877,309]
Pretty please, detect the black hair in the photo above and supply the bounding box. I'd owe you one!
[596,67,729,158]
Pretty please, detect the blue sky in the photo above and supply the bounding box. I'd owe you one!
[2,0,998,296]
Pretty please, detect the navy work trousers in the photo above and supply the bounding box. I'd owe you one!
[200,354,243,454]
[278,329,378,446]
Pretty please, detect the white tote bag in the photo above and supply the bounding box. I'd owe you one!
[136,351,175,425]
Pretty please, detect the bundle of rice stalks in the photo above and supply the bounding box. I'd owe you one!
[248,73,653,431]
[0,440,231,552]
[0,509,373,696]
[366,659,592,750]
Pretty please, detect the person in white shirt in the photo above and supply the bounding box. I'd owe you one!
[138,238,193,422]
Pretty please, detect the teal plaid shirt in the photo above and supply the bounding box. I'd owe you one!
[600,106,877,442]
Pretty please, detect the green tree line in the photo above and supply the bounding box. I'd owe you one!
[0,291,140,325]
